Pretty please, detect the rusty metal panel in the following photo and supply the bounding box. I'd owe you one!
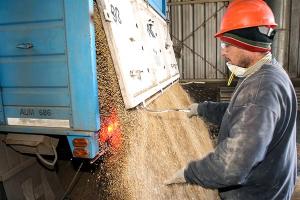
[268,0,300,79]
[170,1,183,76]
[205,3,217,79]
[289,0,300,78]
[267,0,290,72]
[182,4,194,79]
[216,2,226,79]
[194,3,205,79]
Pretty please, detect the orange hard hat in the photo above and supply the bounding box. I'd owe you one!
[215,0,277,37]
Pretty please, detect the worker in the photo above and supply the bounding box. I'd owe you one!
[165,0,297,199]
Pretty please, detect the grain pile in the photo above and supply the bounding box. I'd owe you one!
[292,144,300,200]
[293,179,300,200]
[76,3,218,199]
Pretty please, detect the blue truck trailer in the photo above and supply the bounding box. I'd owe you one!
[0,0,178,162]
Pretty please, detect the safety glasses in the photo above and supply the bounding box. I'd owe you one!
[220,41,231,49]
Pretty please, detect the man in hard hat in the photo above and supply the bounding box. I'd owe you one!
[165,0,297,199]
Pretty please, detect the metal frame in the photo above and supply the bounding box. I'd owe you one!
[64,0,100,131]
[169,2,228,79]
[168,0,230,6]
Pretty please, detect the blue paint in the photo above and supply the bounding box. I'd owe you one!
[0,55,68,87]
[148,0,167,18]
[0,0,64,24]
[64,0,100,131]
[0,89,4,125]
[0,0,100,159]
[2,88,70,106]
[0,125,96,137]
[4,106,71,120]
[0,23,66,56]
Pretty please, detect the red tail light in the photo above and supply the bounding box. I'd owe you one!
[73,147,89,158]
[73,138,89,147]
[99,109,122,150]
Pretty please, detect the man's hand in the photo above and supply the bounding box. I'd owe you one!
[187,103,199,118]
[164,167,187,185]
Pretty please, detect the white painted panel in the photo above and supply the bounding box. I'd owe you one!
[98,0,179,109]
[7,118,70,128]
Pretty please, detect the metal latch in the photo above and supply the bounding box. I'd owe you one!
[16,43,34,49]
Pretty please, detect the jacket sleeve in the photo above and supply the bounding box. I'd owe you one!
[198,101,229,126]
[185,103,277,188]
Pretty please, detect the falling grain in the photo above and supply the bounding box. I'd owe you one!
[80,3,219,199]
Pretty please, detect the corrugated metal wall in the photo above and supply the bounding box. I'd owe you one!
[169,0,300,81]
[287,0,300,78]
[169,1,228,80]
[268,0,300,79]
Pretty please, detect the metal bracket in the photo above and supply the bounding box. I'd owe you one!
[90,145,109,164]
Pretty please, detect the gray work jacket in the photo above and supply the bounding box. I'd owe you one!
[185,60,297,200]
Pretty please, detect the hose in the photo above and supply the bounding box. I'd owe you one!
[180,81,205,85]
[139,105,190,114]
[36,143,58,169]
[61,162,84,200]
[35,140,58,169]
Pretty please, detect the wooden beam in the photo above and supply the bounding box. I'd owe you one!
[168,0,230,6]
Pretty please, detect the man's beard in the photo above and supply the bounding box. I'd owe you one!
[237,55,253,68]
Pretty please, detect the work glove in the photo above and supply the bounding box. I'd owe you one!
[164,167,187,185]
[187,103,199,118]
